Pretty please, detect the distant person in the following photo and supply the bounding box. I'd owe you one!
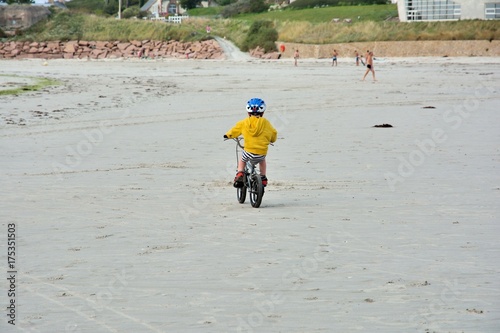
[138,48,146,59]
[354,50,360,66]
[362,51,376,82]
[332,49,338,66]
[294,49,299,66]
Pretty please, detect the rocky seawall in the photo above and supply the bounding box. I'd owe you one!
[0,39,224,60]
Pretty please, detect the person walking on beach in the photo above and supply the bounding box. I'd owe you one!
[362,51,376,82]
[332,50,338,66]
[355,51,360,66]
[294,49,299,66]
[224,98,277,188]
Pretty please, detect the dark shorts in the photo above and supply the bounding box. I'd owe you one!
[367,64,372,69]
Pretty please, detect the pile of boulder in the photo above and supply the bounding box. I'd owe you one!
[249,46,281,60]
[0,39,225,60]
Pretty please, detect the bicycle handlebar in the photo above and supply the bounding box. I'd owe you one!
[224,136,274,148]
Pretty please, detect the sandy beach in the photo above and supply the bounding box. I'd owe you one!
[1,54,499,332]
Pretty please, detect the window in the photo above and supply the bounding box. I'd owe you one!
[485,3,500,19]
[168,3,177,14]
[405,0,461,21]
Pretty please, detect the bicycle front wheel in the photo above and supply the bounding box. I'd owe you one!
[249,174,264,208]
[237,185,246,204]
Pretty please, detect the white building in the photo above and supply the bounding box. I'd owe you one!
[396,0,500,21]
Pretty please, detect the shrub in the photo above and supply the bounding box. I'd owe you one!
[0,27,7,38]
[289,0,339,9]
[289,0,388,9]
[221,0,269,18]
[104,0,119,16]
[44,11,85,41]
[122,6,140,19]
[137,11,149,19]
[180,0,198,10]
[241,20,278,52]
[217,0,238,5]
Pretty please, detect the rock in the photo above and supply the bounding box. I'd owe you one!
[130,40,142,47]
[95,41,108,49]
[47,41,60,49]
[63,43,77,53]
[117,43,130,51]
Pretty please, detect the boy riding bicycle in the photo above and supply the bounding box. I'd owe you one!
[224,98,277,188]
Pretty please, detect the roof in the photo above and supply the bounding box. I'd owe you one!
[140,0,158,12]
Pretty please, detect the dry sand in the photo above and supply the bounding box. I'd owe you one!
[1,55,499,333]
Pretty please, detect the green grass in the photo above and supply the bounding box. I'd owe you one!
[276,19,500,44]
[66,0,106,14]
[187,7,224,17]
[18,12,215,42]
[0,75,60,96]
[234,4,397,23]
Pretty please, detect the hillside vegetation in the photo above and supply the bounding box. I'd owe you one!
[4,3,500,52]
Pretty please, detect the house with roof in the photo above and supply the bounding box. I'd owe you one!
[140,0,216,18]
[140,0,182,17]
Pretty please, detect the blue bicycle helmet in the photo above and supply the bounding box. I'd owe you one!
[246,98,266,115]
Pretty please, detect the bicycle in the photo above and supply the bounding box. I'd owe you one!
[226,137,265,208]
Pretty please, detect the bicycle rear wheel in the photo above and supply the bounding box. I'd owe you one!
[249,174,264,208]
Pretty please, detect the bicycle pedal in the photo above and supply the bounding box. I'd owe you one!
[233,181,244,188]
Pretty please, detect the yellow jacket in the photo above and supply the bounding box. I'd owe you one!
[225,116,277,155]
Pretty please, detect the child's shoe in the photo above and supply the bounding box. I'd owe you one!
[261,175,268,187]
[233,171,244,188]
